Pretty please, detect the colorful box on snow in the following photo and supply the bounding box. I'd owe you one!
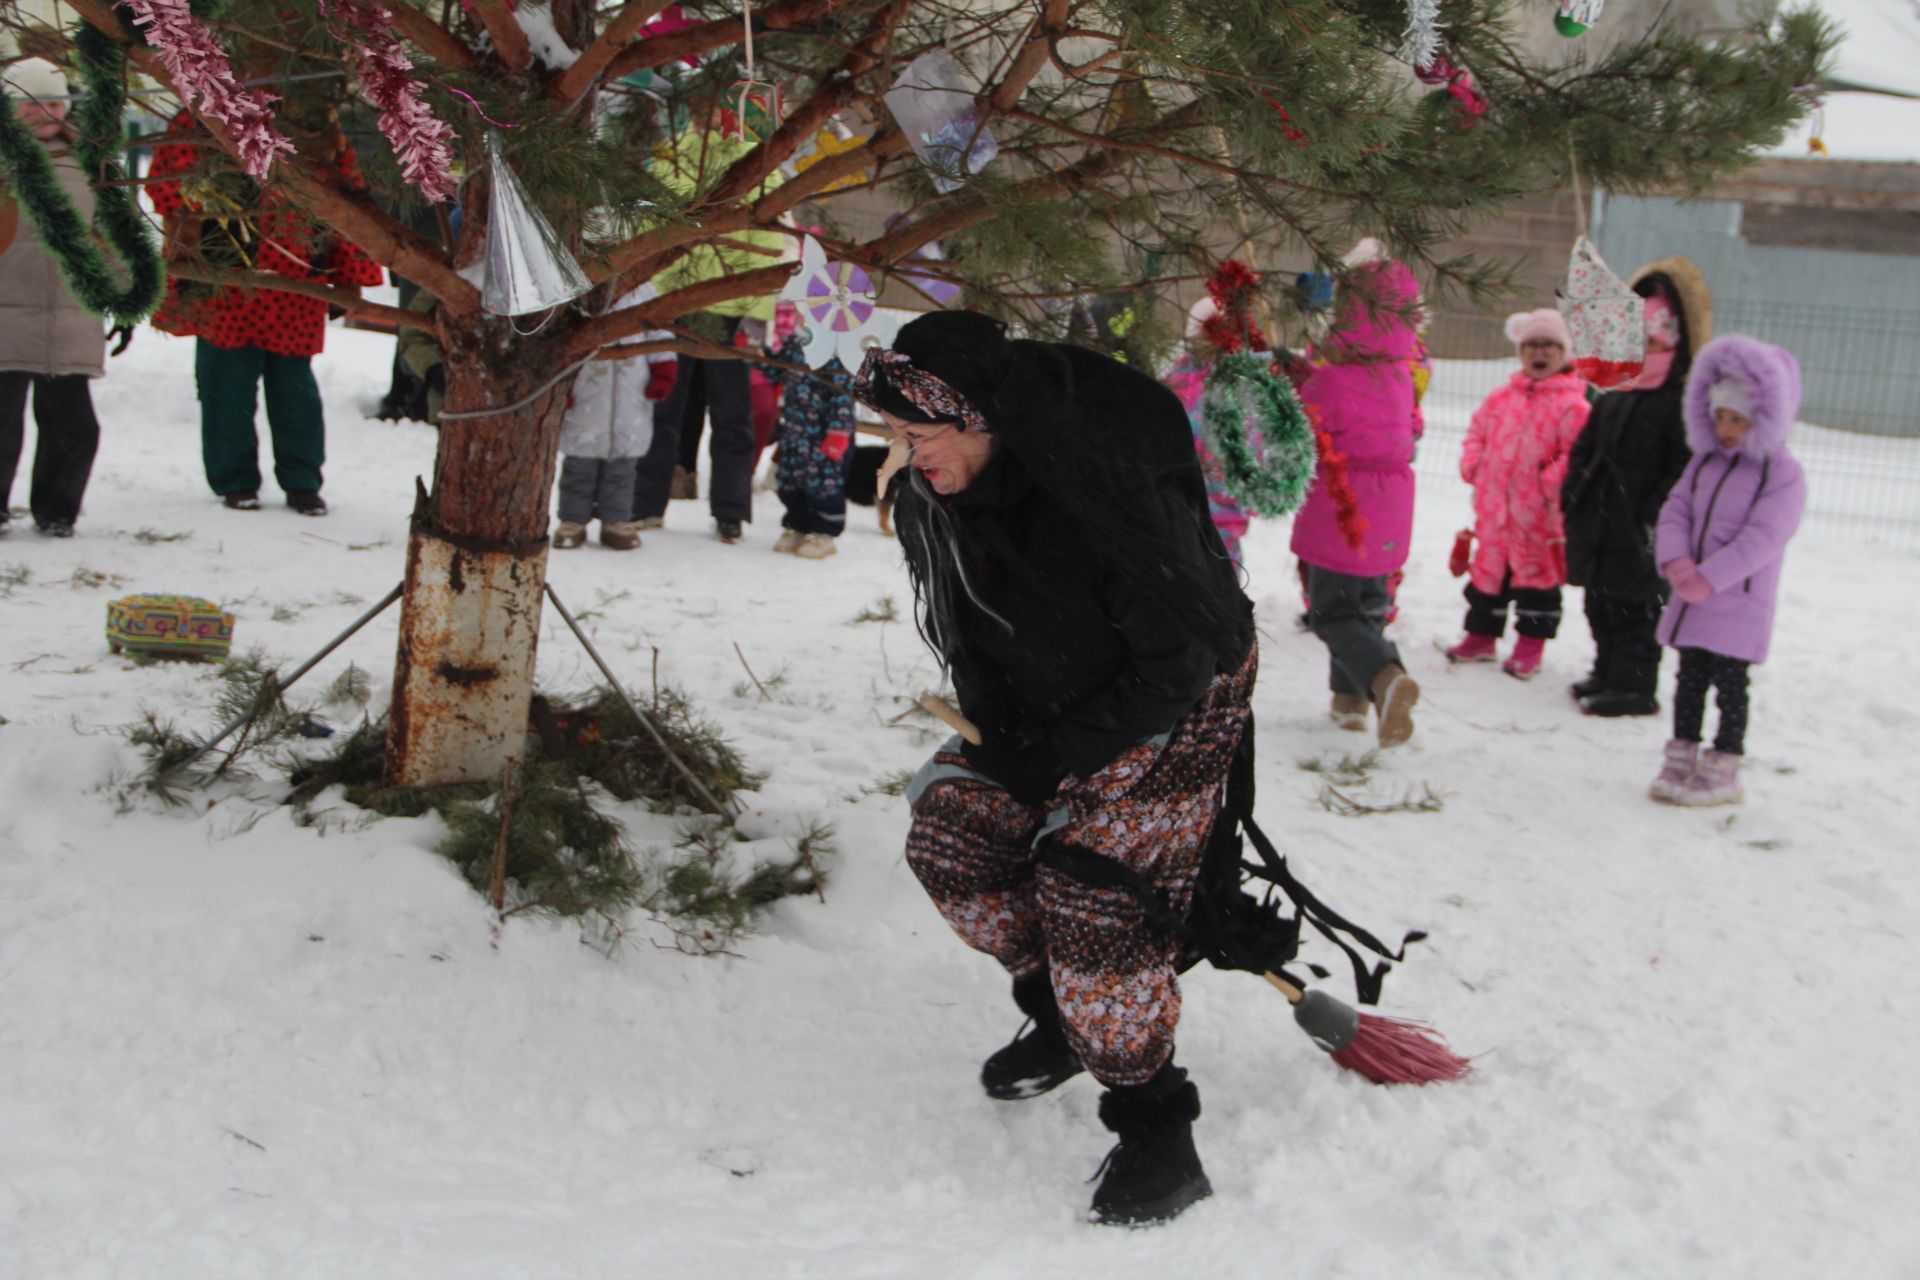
[105,594,236,660]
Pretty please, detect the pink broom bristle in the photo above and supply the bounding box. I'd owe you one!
[1330,1011,1474,1085]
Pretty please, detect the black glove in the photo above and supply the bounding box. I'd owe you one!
[108,325,134,356]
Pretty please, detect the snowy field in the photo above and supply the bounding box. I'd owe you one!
[4,325,1919,1279]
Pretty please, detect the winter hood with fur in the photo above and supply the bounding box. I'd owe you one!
[1683,333,1800,457]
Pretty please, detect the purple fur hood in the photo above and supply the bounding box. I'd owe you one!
[1684,334,1801,457]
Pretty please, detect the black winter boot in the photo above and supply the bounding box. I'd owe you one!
[980,970,1083,1101]
[1088,1065,1211,1226]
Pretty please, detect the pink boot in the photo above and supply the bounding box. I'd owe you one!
[1502,635,1546,680]
[1648,738,1699,803]
[1445,633,1498,664]
[1672,749,1742,807]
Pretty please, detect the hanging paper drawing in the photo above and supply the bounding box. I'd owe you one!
[1556,235,1644,390]
[883,49,999,193]
[779,235,902,368]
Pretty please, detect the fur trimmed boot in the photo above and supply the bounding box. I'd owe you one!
[1445,632,1497,664]
[1329,693,1369,731]
[980,970,1083,1101]
[551,521,587,549]
[1672,749,1742,807]
[1370,663,1420,748]
[1088,1064,1211,1227]
[1502,635,1546,680]
[1649,738,1700,803]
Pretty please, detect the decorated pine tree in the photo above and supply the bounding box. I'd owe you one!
[2,0,1834,786]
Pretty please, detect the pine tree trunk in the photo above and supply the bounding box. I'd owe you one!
[382,316,578,787]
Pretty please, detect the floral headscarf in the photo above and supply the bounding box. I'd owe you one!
[853,348,991,434]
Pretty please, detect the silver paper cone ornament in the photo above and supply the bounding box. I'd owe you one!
[482,132,592,317]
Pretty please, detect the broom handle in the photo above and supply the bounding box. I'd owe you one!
[918,693,983,746]
[1263,971,1306,1005]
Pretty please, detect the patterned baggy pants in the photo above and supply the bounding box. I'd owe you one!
[904,647,1256,1087]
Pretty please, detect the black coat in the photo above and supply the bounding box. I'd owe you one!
[933,346,1253,804]
[1560,383,1693,600]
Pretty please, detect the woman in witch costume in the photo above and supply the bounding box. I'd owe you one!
[855,311,1255,1226]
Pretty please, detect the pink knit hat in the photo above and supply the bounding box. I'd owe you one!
[1504,308,1571,352]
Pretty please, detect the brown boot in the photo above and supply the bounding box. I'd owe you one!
[1370,663,1420,748]
[551,521,587,550]
[599,521,642,551]
[670,465,697,500]
[1330,693,1369,731]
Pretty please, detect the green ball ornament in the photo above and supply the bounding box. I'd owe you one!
[1555,14,1589,36]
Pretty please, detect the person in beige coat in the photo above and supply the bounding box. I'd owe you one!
[0,58,106,538]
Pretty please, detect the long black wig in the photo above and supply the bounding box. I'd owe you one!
[861,311,1253,675]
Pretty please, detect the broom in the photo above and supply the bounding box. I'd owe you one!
[920,696,1471,1085]
[1263,971,1471,1084]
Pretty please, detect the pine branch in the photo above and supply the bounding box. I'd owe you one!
[166,264,427,330]
[469,0,533,72]
[368,0,479,72]
[601,0,848,83]
[551,0,677,105]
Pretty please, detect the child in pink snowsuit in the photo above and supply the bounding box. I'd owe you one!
[1647,335,1806,807]
[1446,309,1591,679]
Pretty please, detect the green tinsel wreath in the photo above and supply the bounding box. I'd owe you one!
[1200,351,1317,518]
[0,25,163,325]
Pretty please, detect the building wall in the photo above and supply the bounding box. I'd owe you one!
[1596,192,1920,436]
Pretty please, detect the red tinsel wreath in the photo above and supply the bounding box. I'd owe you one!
[1307,403,1369,553]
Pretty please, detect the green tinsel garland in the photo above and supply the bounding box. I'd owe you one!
[0,25,163,324]
[1200,351,1317,518]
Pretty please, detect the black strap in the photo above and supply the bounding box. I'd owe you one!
[1035,723,1425,1007]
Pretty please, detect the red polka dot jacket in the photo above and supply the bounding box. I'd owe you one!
[147,116,385,358]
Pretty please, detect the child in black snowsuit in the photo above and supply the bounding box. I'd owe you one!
[760,332,856,559]
[1560,256,1711,717]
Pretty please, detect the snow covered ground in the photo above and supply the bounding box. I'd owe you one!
[4,326,1919,1278]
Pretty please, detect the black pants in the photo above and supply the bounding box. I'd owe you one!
[1673,647,1750,755]
[633,315,753,523]
[1583,588,1664,698]
[1306,565,1402,697]
[0,372,100,528]
[1464,573,1562,640]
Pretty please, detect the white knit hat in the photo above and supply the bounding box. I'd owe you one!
[1707,377,1755,420]
[5,58,70,103]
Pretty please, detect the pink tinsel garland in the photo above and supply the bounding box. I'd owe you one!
[328,0,459,202]
[119,0,294,181]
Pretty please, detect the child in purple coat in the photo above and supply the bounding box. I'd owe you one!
[1649,335,1807,806]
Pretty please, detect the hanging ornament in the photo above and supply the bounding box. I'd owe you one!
[779,235,901,368]
[1198,259,1269,355]
[481,131,591,317]
[1555,0,1605,37]
[884,48,1000,193]
[723,0,783,142]
[1807,99,1829,155]
[1309,406,1370,553]
[117,0,294,180]
[324,0,459,201]
[1397,0,1445,71]
[793,127,871,192]
[1415,55,1488,128]
[1199,352,1317,518]
[1556,234,1645,389]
